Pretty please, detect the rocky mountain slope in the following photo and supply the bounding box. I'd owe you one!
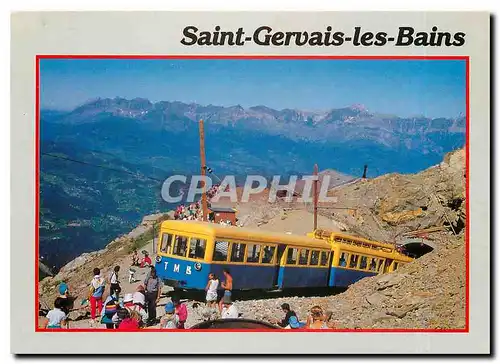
[320,148,466,243]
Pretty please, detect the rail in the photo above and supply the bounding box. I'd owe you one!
[313,229,395,253]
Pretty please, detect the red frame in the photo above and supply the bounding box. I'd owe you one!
[35,55,470,333]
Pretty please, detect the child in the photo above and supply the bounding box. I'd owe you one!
[171,296,188,329]
[44,297,68,329]
[128,267,137,284]
[205,273,219,308]
[57,282,74,316]
[89,268,106,322]
[101,287,121,329]
[131,249,139,266]
[160,302,179,329]
[109,265,121,297]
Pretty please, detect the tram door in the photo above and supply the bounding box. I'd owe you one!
[383,258,393,273]
[273,244,287,287]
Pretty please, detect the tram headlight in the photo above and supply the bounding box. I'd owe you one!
[194,262,202,271]
[155,255,161,263]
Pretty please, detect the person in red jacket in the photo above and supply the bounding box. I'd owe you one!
[140,251,152,268]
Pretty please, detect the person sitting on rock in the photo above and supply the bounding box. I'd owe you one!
[274,303,301,329]
[117,309,140,331]
[140,251,152,268]
[323,310,336,329]
[305,305,328,329]
[220,296,239,319]
[160,302,179,329]
[171,295,188,329]
[44,297,68,329]
[131,249,140,266]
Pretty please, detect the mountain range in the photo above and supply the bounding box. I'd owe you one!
[40,97,465,269]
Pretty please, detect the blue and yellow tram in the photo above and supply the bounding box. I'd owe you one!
[154,221,413,291]
[310,229,413,287]
[154,220,332,290]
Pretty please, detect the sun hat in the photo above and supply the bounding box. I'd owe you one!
[58,282,68,295]
[132,292,145,305]
[123,293,134,303]
[164,302,175,314]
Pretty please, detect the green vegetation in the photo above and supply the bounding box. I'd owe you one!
[128,226,157,253]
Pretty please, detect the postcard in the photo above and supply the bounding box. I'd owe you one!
[11,11,490,354]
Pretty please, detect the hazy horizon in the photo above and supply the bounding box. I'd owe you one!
[40,58,466,119]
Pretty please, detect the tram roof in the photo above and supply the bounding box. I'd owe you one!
[160,220,331,249]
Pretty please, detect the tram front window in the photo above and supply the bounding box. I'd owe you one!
[172,235,188,257]
[160,233,174,253]
[188,238,206,259]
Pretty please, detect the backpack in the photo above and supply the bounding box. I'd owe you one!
[104,297,118,317]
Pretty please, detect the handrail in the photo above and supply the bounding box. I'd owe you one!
[312,229,395,253]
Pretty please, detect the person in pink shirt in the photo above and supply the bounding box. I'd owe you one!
[140,252,152,268]
[171,295,188,329]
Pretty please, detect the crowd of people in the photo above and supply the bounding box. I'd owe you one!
[42,250,335,330]
[173,184,222,221]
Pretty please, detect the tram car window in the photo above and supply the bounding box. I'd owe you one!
[298,249,310,265]
[369,257,378,271]
[320,251,330,266]
[339,252,349,267]
[261,246,276,264]
[230,243,246,262]
[246,244,261,263]
[310,250,320,266]
[349,254,359,269]
[173,235,188,257]
[160,233,174,253]
[188,238,206,259]
[213,241,229,261]
[286,248,298,265]
[377,259,385,272]
[393,262,399,270]
[359,256,368,270]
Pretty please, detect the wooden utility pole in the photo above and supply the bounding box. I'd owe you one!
[199,119,208,221]
[313,163,319,231]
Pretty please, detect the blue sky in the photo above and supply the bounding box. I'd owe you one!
[40,58,466,118]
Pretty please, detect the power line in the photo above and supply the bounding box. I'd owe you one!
[40,152,165,182]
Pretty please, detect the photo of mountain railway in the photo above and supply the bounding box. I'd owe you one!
[37,57,467,331]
